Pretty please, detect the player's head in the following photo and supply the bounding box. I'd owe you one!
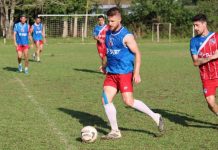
[97,15,105,26]
[192,14,208,36]
[107,7,122,31]
[35,17,41,24]
[20,14,27,24]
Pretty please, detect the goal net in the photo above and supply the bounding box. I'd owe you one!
[38,14,105,39]
[152,23,171,42]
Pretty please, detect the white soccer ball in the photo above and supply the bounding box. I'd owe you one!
[81,126,98,143]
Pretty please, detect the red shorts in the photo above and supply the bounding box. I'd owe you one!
[34,40,43,45]
[97,43,106,59]
[202,79,218,97]
[103,73,133,93]
[16,45,29,52]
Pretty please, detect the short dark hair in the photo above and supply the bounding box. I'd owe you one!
[107,7,121,17]
[35,16,41,20]
[192,14,207,22]
[20,14,26,18]
[98,15,104,19]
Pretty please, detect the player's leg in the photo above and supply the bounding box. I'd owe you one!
[101,75,121,139]
[119,73,164,131]
[35,41,41,62]
[23,48,29,74]
[121,92,164,131]
[205,95,218,115]
[17,49,23,72]
[203,81,218,115]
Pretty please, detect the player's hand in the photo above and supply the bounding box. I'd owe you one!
[44,38,47,44]
[14,43,18,47]
[99,65,106,75]
[98,39,105,44]
[133,73,141,84]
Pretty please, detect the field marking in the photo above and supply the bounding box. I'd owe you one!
[15,77,72,150]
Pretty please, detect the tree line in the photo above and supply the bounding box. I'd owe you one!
[0,0,218,39]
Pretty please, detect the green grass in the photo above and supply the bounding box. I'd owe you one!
[0,40,217,150]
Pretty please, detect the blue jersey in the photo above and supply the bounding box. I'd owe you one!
[105,26,135,74]
[93,24,107,37]
[14,22,29,45]
[190,32,214,55]
[32,23,43,41]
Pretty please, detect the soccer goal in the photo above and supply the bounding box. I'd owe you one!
[38,14,105,40]
[152,23,171,42]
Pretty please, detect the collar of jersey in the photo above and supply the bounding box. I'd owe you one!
[111,26,123,35]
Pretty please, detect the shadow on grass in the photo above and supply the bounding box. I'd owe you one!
[3,67,17,72]
[58,107,157,137]
[153,109,218,130]
[73,68,102,75]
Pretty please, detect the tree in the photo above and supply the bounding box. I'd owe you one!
[0,0,16,39]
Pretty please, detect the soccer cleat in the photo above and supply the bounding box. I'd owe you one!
[101,130,122,140]
[18,64,22,72]
[24,68,28,74]
[157,114,164,132]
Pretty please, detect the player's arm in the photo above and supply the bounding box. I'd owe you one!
[42,24,46,43]
[124,34,141,84]
[13,31,17,47]
[192,51,218,66]
[29,25,34,48]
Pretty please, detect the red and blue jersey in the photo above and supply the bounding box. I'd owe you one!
[105,26,135,74]
[93,24,108,41]
[32,23,43,41]
[14,22,29,45]
[190,32,218,80]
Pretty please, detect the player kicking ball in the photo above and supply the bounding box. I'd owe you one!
[30,16,46,62]
[93,15,109,73]
[13,14,33,74]
[190,14,218,116]
[101,7,164,140]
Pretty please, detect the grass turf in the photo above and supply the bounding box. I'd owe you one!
[0,40,217,150]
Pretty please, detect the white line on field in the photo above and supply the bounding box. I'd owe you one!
[15,77,72,150]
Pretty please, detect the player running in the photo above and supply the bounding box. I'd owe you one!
[190,14,218,116]
[101,7,164,140]
[13,14,33,74]
[93,15,109,71]
[30,16,46,62]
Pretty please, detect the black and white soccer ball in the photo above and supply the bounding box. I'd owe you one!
[81,126,98,143]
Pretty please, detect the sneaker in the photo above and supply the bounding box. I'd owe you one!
[24,68,28,74]
[101,130,122,140]
[18,64,22,72]
[157,114,164,132]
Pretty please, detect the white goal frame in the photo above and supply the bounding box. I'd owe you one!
[152,23,172,42]
[38,14,105,39]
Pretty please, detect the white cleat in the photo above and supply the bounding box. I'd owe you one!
[101,130,122,140]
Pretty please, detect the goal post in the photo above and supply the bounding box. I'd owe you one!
[38,14,105,39]
[152,23,171,42]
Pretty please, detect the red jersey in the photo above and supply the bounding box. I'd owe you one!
[191,32,218,80]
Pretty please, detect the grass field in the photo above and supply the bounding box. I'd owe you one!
[0,39,217,150]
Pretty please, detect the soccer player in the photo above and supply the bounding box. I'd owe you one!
[190,14,218,116]
[13,14,33,74]
[30,17,45,62]
[93,15,109,71]
[101,7,164,140]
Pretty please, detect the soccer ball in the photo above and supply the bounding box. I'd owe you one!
[81,126,98,143]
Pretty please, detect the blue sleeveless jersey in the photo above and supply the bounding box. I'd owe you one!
[32,23,43,41]
[105,27,135,74]
[14,22,29,45]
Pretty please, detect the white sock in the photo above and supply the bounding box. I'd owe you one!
[133,99,160,125]
[104,103,119,131]
[25,67,28,70]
